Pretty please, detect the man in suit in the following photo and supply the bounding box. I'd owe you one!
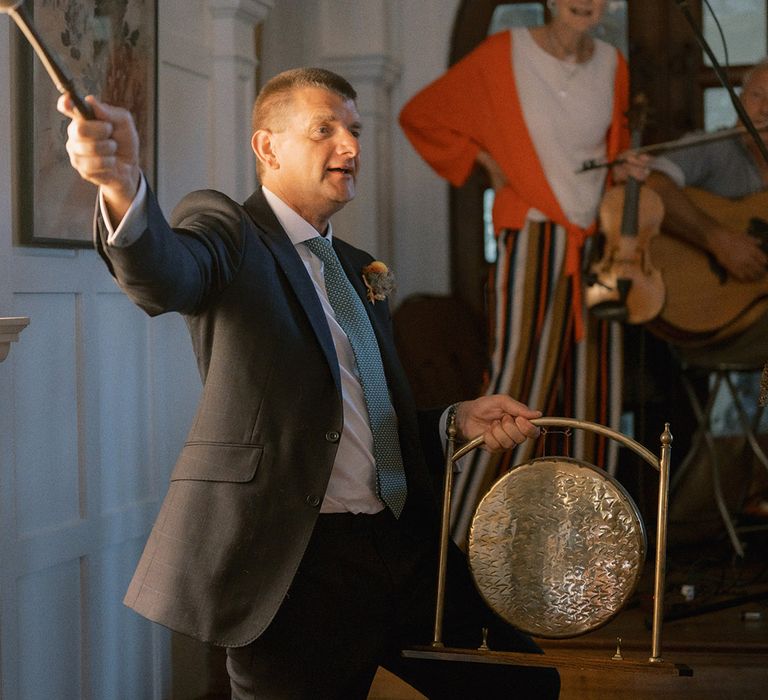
[59,67,560,698]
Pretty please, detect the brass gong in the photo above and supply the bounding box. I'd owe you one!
[407,418,682,672]
[468,456,646,639]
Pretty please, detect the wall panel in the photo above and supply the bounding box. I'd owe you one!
[87,538,161,699]
[94,292,152,514]
[12,292,80,535]
[17,559,83,700]
[157,62,213,213]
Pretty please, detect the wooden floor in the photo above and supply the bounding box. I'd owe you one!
[368,532,768,699]
[178,525,768,699]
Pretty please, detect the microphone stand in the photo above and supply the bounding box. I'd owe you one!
[674,0,768,165]
[3,1,93,119]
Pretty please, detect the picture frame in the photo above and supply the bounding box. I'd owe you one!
[11,0,157,248]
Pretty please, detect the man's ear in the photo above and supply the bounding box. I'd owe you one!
[252,130,279,171]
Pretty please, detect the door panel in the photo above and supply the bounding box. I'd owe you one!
[1,263,195,698]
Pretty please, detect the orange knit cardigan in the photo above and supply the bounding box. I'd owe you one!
[400,30,631,339]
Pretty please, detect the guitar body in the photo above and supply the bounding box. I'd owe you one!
[648,188,768,346]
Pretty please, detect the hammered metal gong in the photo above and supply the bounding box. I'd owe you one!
[468,456,646,639]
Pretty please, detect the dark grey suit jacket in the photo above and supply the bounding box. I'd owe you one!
[95,186,440,647]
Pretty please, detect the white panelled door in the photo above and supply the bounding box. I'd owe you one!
[0,250,200,699]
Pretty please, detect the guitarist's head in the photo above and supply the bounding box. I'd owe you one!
[740,58,768,139]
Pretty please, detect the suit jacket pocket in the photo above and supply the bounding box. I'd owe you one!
[171,441,263,483]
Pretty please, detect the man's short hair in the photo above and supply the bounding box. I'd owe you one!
[252,67,357,134]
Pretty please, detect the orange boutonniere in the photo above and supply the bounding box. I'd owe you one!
[361,260,395,304]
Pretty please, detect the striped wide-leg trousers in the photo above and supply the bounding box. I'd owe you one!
[451,220,623,541]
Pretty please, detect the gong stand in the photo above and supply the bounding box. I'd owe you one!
[402,417,693,677]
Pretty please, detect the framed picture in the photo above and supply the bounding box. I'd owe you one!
[12,0,157,248]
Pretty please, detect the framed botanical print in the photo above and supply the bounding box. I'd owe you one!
[11,0,157,247]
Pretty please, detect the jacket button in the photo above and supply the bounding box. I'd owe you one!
[305,494,321,507]
[325,430,340,442]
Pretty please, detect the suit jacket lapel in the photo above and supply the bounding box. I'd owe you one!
[242,189,342,391]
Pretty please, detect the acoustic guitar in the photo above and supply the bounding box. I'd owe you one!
[647,188,768,347]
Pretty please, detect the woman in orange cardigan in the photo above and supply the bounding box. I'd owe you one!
[400,0,649,536]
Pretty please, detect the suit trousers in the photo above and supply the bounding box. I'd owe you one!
[225,508,560,699]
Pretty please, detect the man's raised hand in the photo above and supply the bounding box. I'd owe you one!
[57,94,141,224]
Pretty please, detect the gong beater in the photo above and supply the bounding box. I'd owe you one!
[402,417,692,677]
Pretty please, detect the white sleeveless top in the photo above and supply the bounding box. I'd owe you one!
[512,27,617,228]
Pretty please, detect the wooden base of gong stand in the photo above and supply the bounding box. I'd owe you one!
[402,645,693,677]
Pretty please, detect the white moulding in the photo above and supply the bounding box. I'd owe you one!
[0,317,30,362]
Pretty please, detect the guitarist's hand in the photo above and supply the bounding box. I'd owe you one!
[646,170,768,282]
[708,226,768,282]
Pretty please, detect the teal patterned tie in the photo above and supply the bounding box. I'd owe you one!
[303,236,408,518]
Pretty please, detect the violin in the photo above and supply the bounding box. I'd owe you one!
[586,95,665,324]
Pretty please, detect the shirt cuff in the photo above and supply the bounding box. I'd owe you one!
[100,174,148,247]
[649,156,686,187]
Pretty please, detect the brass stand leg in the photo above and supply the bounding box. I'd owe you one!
[650,424,672,663]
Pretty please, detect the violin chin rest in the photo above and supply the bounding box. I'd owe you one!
[588,301,628,322]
